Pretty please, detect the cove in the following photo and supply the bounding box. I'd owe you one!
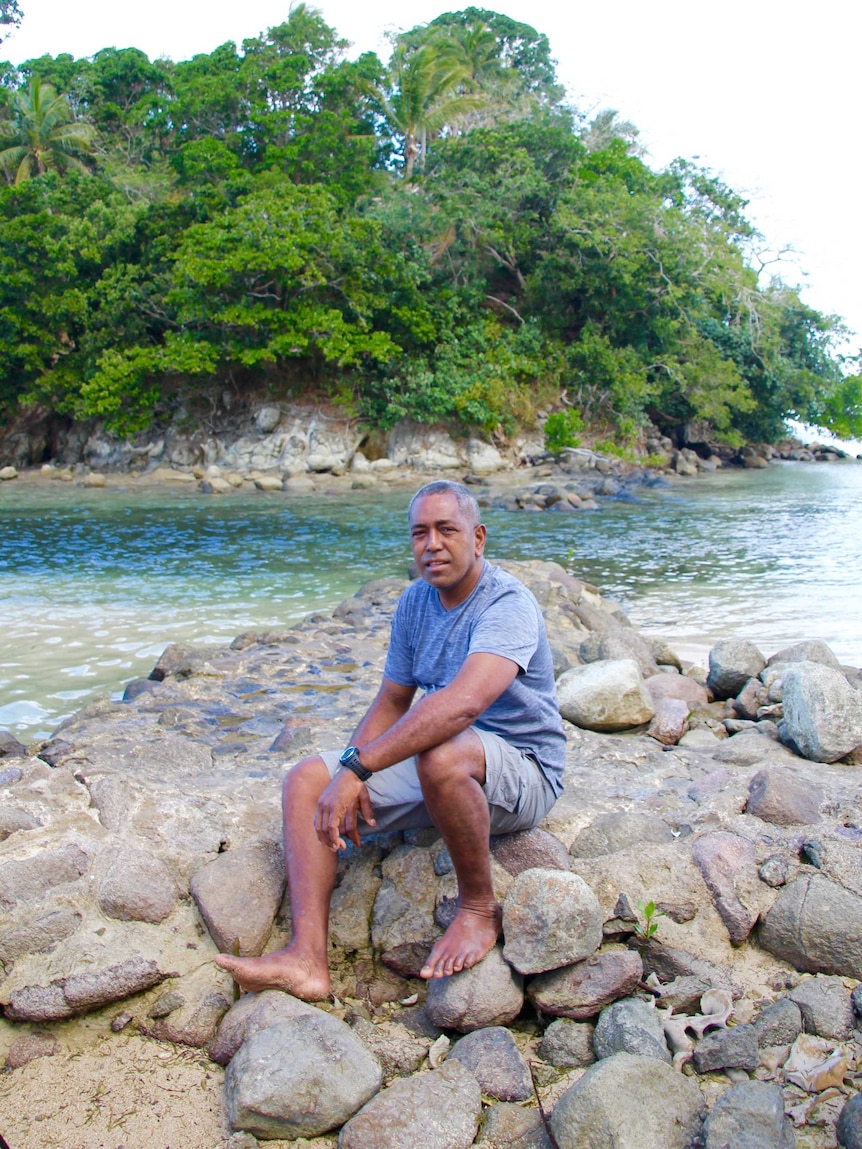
[2,461,861,739]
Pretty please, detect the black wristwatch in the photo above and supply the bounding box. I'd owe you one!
[338,745,372,782]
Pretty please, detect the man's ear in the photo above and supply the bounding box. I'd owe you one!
[474,524,487,555]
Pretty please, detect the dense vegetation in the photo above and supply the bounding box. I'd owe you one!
[0,4,859,446]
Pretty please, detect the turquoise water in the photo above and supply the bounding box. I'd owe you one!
[2,462,861,738]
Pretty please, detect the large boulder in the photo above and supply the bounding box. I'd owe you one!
[502,869,603,974]
[424,946,524,1033]
[779,662,862,762]
[759,874,862,978]
[190,839,284,956]
[549,1052,705,1149]
[556,660,654,732]
[224,1013,382,1139]
[702,1081,795,1148]
[707,639,767,700]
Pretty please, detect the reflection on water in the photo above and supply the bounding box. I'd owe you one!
[2,462,861,738]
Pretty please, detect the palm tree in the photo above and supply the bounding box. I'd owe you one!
[383,42,486,178]
[0,79,96,184]
[582,108,646,157]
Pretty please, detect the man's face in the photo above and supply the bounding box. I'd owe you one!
[409,492,486,608]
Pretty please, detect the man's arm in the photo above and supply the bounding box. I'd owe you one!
[356,652,519,773]
[351,678,416,749]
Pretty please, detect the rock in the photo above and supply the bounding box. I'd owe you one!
[254,406,282,433]
[0,908,83,966]
[0,843,89,910]
[339,1059,482,1149]
[252,474,284,492]
[702,1081,795,1148]
[550,1052,705,1149]
[4,956,167,1021]
[767,640,842,670]
[208,989,321,1065]
[448,1026,532,1101]
[752,997,803,1047]
[372,845,439,977]
[581,631,659,678]
[0,806,41,840]
[190,839,284,956]
[476,1102,554,1148]
[569,812,673,858]
[502,869,603,974]
[759,873,862,978]
[556,660,654,732]
[691,831,759,945]
[527,951,644,1020]
[788,974,856,1039]
[350,1017,428,1080]
[224,1013,382,1139]
[593,997,671,1063]
[538,1018,596,1067]
[96,844,179,924]
[707,639,767,700]
[646,673,710,708]
[780,661,862,762]
[0,465,18,480]
[424,946,524,1033]
[679,727,723,749]
[490,828,570,875]
[734,677,768,720]
[746,768,823,825]
[837,1093,862,1149]
[692,1023,759,1072]
[647,697,690,745]
[0,730,28,758]
[5,1029,61,1069]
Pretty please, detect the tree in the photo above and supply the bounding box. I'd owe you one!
[0,78,95,183]
[0,0,22,44]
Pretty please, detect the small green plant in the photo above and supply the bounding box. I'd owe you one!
[633,899,664,940]
[544,407,583,454]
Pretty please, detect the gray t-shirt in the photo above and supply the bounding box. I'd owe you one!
[384,561,566,796]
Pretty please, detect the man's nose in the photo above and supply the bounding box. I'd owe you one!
[426,529,442,550]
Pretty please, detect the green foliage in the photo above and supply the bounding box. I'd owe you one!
[544,407,583,453]
[0,78,96,182]
[633,900,664,941]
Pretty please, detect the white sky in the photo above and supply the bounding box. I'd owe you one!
[4,0,861,357]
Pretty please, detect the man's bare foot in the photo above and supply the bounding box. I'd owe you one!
[420,900,502,979]
[214,946,330,1002]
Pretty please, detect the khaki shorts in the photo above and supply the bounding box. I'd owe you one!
[319,727,557,837]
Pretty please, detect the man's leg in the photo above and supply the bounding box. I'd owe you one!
[416,729,502,979]
[214,756,336,1001]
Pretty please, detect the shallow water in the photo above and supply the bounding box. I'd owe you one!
[2,462,861,738]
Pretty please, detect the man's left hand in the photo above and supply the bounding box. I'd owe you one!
[314,768,376,852]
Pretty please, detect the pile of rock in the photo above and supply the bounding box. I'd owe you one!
[1,560,860,1147]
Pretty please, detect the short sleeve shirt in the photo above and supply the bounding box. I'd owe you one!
[384,561,566,796]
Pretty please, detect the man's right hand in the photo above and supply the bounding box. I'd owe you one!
[314,768,376,852]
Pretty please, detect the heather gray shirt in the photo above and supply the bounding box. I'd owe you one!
[384,561,566,796]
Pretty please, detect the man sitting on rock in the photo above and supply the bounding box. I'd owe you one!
[216,480,565,1000]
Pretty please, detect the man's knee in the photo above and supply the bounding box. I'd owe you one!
[282,755,330,805]
[416,731,485,789]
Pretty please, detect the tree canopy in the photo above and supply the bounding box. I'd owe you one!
[0,4,857,444]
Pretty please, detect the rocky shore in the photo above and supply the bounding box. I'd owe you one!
[1,558,861,1148]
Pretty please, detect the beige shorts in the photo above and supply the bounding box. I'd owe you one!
[319,727,557,837]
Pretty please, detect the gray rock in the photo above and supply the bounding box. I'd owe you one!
[0,806,40,842]
[759,873,862,978]
[746,768,823,826]
[780,661,862,762]
[190,839,284,956]
[476,1102,554,1148]
[788,974,856,1039]
[645,673,709,708]
[550,1052,705,1149]
[208,989,321,1065]
[570,812,673,858]
[490,828,570,875]
[449,1026,532,1101]
[339,1059,481,1149]
[752,998,803,1047]
[759,855,790,887]
[592,631,660,678]
[708,639,767,700]
[254,405,282,433]
[837,1093,862,1149]
[691,1023,759,1072]
[593,997,671,1063]
[424,946,524,1033]
[224,1013,382,1139]
[97,844,179,924]
[527,951,644,1020]
[0,843,88,909]
[5,1029,61,1069]
[537,1018,596,1068]
[5,956,167,1021]
[853,983,862,1020]
[372,845,439,977]
[767,640,841,670]
[647,697,690,745]
[502,869,603,974]
[351,1017,427,1080]
[702,1081,795,1148]
[0,730,27,758]
[556,660,654,732]
[691,831,759,945]
[734,677,768,720]
[0,909,82,965]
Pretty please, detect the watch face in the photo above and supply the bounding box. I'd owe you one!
[340,746,358,766]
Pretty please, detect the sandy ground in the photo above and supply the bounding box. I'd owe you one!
[0,1035,228,1149]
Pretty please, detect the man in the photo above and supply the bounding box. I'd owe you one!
[216,480,565,999]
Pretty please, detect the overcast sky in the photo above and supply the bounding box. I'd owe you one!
[4,0,860,362]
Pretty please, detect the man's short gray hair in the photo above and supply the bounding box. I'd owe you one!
[408,481,481,529]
